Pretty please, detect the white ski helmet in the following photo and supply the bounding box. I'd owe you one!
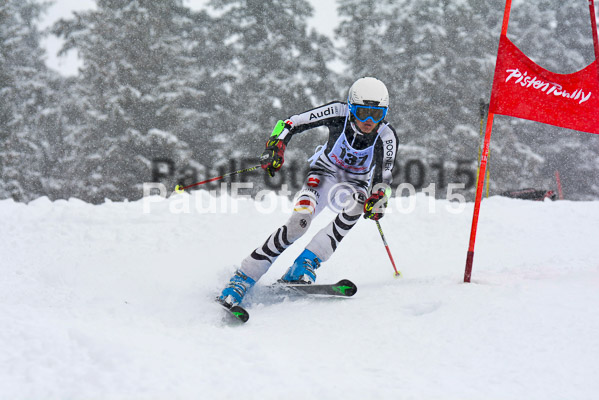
[347,77,389,108]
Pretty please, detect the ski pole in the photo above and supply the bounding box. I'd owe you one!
[174,164,261,193]
[375,220,401,277]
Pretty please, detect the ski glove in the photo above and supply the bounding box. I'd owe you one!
[363,186,391,220]
[260,138,286,177]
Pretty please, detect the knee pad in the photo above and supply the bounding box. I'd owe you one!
[285,212,312,242]
[345,191,366,217]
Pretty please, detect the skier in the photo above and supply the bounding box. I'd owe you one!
[218,77,398,307]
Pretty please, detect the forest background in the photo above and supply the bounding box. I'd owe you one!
[1,0,598,203]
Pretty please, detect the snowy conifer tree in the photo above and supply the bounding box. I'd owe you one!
[207,0,338,166]
[52,0,222,201]
[337,0,580,197]
[507,1,599,199]
[0,0,62,202]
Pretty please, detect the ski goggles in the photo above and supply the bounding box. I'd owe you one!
[349,103,388,124]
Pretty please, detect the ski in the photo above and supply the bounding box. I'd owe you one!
[216,298,250,323]
[215,279,356,322]
[271,279,358,297]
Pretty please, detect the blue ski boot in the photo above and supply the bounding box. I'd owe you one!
[218,270,256,306]
[280,249,321,284]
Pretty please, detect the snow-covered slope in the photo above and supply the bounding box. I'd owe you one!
[1,192,598,399]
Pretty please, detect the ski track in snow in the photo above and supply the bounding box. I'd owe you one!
[1,193,598,399]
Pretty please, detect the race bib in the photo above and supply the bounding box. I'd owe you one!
[326,132,379,174]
